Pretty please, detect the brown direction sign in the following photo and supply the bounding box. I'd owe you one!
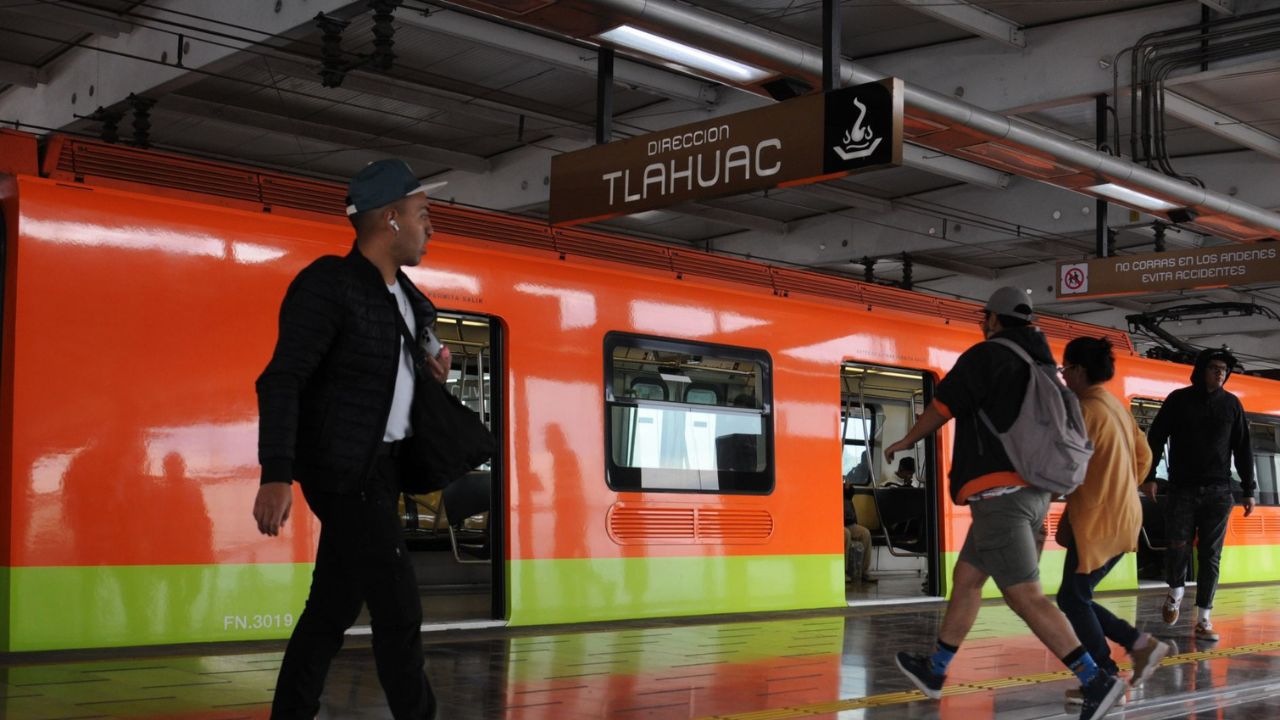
[549,78,903,226]
[1057,244,1280,300]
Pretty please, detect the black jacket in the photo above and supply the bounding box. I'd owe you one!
[934,326,1055,504]
[1146,349,1254,496]
[256,246,437,493]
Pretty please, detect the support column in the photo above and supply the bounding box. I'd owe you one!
[823,0,841,92]
[1096,93,1109,258]
[596,47,614,145]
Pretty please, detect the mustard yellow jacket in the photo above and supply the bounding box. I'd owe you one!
[1066,385,1154,574]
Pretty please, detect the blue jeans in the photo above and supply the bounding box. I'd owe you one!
[1057,546,1140,675]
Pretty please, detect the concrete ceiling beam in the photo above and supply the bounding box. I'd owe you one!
[160,94,492,174]
[0,0,355,134]
[259,56,598,144]
[1163,91,1280,161]
[0,3,133,38]
[799,184,893,213]
[889,0,1025,49]
[668,203,788,234]
[0,60,48,89]
[1198,0,1237,14]
[399,9,719,107]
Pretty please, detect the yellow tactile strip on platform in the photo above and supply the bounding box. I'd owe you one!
[694,639,1280,719]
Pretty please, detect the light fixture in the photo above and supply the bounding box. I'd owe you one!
[596,25,773,84]
[1085,183,1180,212]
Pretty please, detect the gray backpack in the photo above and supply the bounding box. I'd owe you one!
[978,338,1094,495]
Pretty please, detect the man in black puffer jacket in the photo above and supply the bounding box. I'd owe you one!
[253,159,449,719]
[1144,348,1255,641]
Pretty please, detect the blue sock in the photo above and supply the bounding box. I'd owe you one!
[930,639,959,674]
[1063,646,1102,685]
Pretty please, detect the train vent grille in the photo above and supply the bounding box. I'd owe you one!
[433,206,557,252]
[54,140,267,204]
[1044,509,1064,544]
[1233,514,1268,541]
[553,228,673,272]
[608,503,773,545]
[671,251,774,290]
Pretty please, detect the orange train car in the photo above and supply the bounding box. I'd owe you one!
[1,131,1278,652]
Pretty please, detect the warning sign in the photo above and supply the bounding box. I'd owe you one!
[1060,263,1089,295]
[1056,245,1280,300]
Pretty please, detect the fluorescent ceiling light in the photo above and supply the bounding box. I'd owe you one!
[1086,183,1181,212]
[597,25,772,84]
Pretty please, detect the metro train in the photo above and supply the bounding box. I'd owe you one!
[2,131,1278,652]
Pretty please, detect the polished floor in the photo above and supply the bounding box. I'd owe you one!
[6,584,1280,719]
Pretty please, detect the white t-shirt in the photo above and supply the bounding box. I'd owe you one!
[384,281,416,442]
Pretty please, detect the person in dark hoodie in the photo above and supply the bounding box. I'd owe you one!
[884,287,1125,720]
[1144,348,1254,641]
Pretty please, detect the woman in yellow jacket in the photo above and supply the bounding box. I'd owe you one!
[1057,338,1170,700]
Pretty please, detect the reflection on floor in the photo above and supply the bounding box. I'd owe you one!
[7,584,1280,719]
[844,572,930,604]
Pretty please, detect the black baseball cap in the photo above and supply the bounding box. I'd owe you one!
[345,159,431,216]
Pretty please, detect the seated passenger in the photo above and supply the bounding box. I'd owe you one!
[845,450,872,486]
[889,456,918,487]
[843,471,877,584]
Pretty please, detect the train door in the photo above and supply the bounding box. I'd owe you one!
[1130,398,1168,583]
[840,362,941,601]
[399,311,504,622]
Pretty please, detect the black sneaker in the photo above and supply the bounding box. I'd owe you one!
[895,651,944,700]
[1079,672,1126,720]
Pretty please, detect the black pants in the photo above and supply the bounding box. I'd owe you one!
[271,456,433,719]
[1057,548,1140,675]
[1164,483,1233,610]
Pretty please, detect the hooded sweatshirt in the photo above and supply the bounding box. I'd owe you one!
[1146,349,1254,496]
[933,325,1055,504]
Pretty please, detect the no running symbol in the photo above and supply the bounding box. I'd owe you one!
[1064,268,1085,290]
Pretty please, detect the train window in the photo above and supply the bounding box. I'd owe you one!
[605,333,773,494]
[1134,400,1279,505]
[841,405,878,486]
[1247,417,1280,506]
[1131,399,1169,481]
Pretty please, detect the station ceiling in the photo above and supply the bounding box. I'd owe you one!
[3,0,1280,369]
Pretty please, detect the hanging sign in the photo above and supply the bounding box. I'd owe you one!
[549,78,903,226]
[1057,244,1280,300]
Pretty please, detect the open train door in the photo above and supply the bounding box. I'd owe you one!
[840,362,943,603]
[398,311,505,625]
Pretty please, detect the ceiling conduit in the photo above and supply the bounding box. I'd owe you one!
[449,0,1280,241]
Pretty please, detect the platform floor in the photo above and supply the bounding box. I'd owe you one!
[6,584,1280,719]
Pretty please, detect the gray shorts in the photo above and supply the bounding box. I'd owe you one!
[958,488,1051,589]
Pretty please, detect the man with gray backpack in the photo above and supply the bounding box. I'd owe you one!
[884,287,1124,720]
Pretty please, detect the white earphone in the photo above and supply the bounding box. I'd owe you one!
[389,219,401,232]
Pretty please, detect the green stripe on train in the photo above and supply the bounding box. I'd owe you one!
[506,554,845,626]
[3,563,313,651]
[943,542,1280,600]
[4,556,846,650]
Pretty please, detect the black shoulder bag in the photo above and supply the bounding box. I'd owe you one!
[393,311,495,494]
